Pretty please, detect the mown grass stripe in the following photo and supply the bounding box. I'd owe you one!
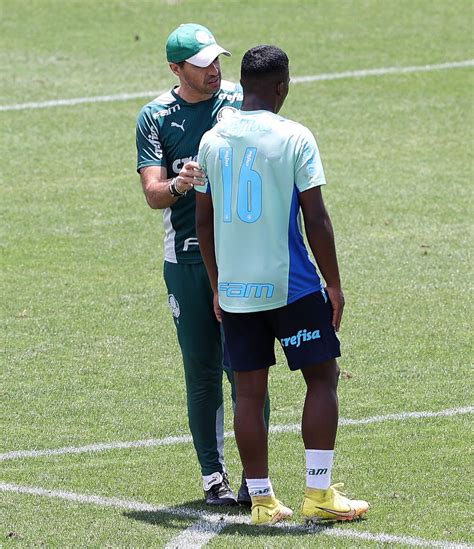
[1,406,471,462]
[0,60,472,112]
[0,482,469,548]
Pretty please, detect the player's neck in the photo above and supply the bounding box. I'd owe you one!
[242,96,276,113]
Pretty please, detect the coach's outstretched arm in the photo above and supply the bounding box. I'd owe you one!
[300,186,345,332]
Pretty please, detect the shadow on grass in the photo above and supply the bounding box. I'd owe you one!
[123,498,245,533]
[124,499,345,539]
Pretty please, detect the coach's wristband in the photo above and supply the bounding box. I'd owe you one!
[169,178,187,198]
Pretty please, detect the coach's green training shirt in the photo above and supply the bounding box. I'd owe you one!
[136,81,242,263]
[196,110,326,312]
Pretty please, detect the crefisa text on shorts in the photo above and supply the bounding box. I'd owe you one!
[281,329,321,348]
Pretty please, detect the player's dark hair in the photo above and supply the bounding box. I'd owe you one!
[241,45,289,90]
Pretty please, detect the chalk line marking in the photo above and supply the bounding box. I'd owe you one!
[1,406,472,462]
[1,60,472,112]
[291,59,474,83]
[0,482,470,548]
[163,519,228,549]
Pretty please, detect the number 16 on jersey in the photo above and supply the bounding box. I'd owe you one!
[219,147,262,224]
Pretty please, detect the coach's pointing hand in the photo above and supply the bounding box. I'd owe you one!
[175,161,206,194]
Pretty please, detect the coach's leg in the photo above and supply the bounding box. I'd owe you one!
[163,262,225,477]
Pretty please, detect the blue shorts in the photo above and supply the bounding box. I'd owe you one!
[222,290,341,372]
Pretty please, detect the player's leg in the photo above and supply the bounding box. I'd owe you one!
[222,309,293,525]
[233,368,269,479]
[276,290,368,521]
[222,328,270,506]
[301,362,367,520]
[163,261,236,505]
[223,339,271,427]
[300,358,340,499]
[301,358,339,450]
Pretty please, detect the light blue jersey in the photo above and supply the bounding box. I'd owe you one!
[196,110,327,312]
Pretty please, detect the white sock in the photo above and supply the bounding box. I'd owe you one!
[202,471,223,491]
[305,449,334,490]
[246,477,274,497]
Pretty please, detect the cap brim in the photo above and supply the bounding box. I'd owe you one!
[186,44,231,67]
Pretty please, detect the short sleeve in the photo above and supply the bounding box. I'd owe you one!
[294,127,326,192]
[136,106,166,172]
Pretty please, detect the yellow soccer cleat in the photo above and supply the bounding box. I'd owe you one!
[251,495,293,525]
[302,483,369,522]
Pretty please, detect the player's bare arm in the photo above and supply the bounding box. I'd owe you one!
[140,161,205,209]
[299,186,345,331]
[195,191,222,322]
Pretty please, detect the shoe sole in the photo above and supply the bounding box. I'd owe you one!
[205,499,238,506]
[304,509,368,523]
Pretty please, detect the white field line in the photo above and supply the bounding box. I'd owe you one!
[291,59,474,83]
[1,59,472,112]
[163,520,228,549]
[1,406,472,462]
[0,482,470,548]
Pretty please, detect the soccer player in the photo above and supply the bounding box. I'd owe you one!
[135,23,269,506]
[195,45,369,524]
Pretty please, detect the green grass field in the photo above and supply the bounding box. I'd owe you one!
[1,0,473,546]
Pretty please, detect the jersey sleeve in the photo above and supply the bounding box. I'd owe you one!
[294,127,326,192]
[195,133,211,194]
[136,106,166,172]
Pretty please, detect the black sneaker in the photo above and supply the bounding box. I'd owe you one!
[237,471,252,507]
[203,472,237,506]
